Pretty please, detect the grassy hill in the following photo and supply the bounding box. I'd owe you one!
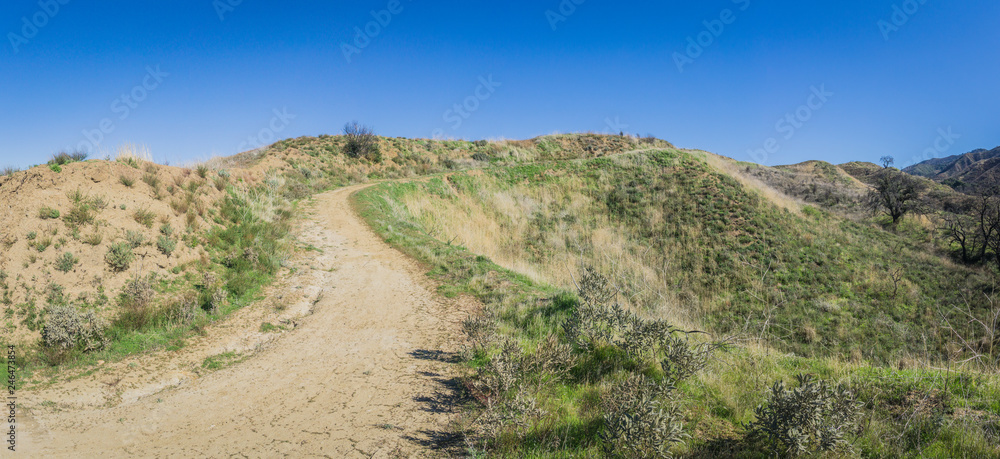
[353,142,1000,457]
[4,133,999,457]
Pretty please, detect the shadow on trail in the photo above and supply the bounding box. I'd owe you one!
[404,348,471,455]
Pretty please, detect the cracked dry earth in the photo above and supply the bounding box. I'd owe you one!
[19,185,469,458]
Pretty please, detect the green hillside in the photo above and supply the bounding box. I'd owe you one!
[353,142,1000,457]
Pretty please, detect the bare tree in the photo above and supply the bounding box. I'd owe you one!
[942,193,1000,268]
[342,121,380,161]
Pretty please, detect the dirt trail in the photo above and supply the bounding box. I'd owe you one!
[19,185,467,458]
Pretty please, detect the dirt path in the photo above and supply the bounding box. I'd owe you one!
[19,185,467,458]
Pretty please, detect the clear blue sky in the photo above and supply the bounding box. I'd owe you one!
[1,0,998,168]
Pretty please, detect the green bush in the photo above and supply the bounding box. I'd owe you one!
[38,207,60,219]
[157,235,176,256]
[63,202,94,228]
[55,252,78,273]
[748,374,863,456]
[105,242,134,272]
[159,222,173,237]
[119,174,135,187]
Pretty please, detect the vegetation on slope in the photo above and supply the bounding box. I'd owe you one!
[354,147,1000,457]
[1,133,659,382]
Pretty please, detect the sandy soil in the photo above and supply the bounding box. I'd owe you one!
[17,185,468,458]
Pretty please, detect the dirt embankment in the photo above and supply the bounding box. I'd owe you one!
[19,185,469,457]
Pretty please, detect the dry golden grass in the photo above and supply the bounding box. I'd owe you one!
[109,143,153,164]
[696,149,804,214]
[395,174,704,330]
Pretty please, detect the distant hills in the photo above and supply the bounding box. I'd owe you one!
[903,146,1000,193]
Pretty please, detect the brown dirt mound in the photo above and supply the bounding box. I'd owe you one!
[0,160,240,343]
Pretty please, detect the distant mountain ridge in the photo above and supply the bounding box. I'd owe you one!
[903,146,1000,193]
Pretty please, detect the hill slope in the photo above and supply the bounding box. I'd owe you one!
[355,145,1000,457]
[5,134,999,458]
[904,146,1000,193]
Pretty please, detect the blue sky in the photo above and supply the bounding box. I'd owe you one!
[1,0,998,168]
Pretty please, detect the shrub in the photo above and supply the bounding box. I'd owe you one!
[134,208,155,227]
[55,252,78,273]
[163,291,198,325]
[125,230,145,248]
[41,305,109,352]
[120,174,135,187]
[159,222,173,237]
[1,166,21,177]
[115,274,155,330]
[748,374,863,456]
[26,231,37,240]
[199,272,229,313]
[82,231,103,246]
[142,172,160,189]
[601,374,687,458]
[49,151,87,166]
[38,207,60,219]
[34,236,52,252]
[186,180,203,193]
[157,235,176,256]
[170,198,189,215]
[105,242,134,272]
[48,164,62,173]
[89,194,108,210]
[470,339,543,441]
[564,267,723,382]
[213,174,229,191]
[196,164,209,178]
[63,202,94,228]
[343,121,382,162]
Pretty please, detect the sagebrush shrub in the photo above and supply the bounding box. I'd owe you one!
[748,374,863,456]
[41,305,109,352]
[564,267,721,383]
[125,230,145,248]
[601,374,687,458]
[55,252,78,273]
[157,235,176,256]
[105,242,134,271]
[116,274,156,330]
[471,339,544,441]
